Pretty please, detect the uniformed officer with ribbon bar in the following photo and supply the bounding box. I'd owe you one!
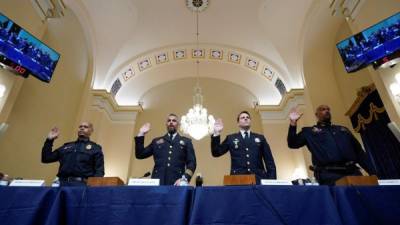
[211,111,277,183]
[135,113,197,185]
[287,105,375,185]
[41,122,105,186]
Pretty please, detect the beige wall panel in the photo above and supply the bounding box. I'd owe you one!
[0,7,89,183]
[130,77,279,185]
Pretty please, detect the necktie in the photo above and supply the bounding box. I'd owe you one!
[244,131,249,140]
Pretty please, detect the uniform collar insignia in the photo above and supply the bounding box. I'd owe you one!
[312,127,322,133]
[86,144,92,150]
[165,133,179,141]
[317,121,331,127]
[77,137,90,142]
[156,139,164,144]
[254,137,260,143]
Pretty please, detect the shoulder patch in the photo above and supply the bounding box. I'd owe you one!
[63,143,74,150]
[339,126,350,133]
[312,127,322,133]
[156,139,164,144]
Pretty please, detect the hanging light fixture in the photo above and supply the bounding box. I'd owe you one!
[181,0,215,140]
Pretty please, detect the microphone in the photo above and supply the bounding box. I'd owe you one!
[195,173,203,187]
[140,172,151,178]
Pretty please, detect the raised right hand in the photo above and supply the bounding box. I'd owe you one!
[213,119,223,135]
[47,127,60,140]
[289,107,303,126]
[138,123,151,136]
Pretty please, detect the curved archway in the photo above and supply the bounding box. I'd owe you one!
[105,44,293,106]
[114,59,283,106]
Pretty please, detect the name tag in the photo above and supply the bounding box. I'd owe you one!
[9,180,45,187]
[261,179,293,185]
[128,178,160,186]
[378,179,400,185]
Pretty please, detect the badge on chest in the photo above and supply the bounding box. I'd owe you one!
[233,139,239,149]
[63,145,74,151]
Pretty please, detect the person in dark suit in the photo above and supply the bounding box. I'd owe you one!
[211,111,277,183]
[41,122,104,186]
[135,113,196,185]
[287,105,375,185]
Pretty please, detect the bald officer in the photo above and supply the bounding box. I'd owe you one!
[287,105,375,185]
[41,122,104,186]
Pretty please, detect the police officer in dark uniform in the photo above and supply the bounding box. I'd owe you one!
[135,113,196,185]
[41,122,105,186]
[287,105,375,185]
[211,111,277,183]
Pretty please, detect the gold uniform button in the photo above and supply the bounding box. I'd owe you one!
[167,163,170,167]
[246,154,249,158]
[247,161,250,165]
[169,145,173,148]
[247,168,251,172]
[168,157,171,160]
[245,148,249,151]
[169,151,172,154]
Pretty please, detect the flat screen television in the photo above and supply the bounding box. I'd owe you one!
[336,12,400,73]
[0,12,60,82]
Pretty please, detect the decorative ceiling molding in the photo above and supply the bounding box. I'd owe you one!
[329,0,365,21]
[108,44,287,98]
[91,88,305,122]
[155,52,169,64]
[91,90,142,123]
[256,89,305,121]
[186,0,209,12]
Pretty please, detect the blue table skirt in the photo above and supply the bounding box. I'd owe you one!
[0,187,59,225]
[190,185,343,225]
[332,186,400,225]
[1,185,400,225]
[0,186,193,225]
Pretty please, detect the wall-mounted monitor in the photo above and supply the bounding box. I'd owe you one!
[0,12,60,82]
[337,12,400,73]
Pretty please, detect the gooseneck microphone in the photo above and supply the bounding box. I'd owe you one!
[140,172,151,178]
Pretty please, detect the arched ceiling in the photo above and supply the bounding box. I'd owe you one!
[63,0,329,106]
[115,58,282,106]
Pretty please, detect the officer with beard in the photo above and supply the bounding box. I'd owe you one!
[135,113,197,185]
